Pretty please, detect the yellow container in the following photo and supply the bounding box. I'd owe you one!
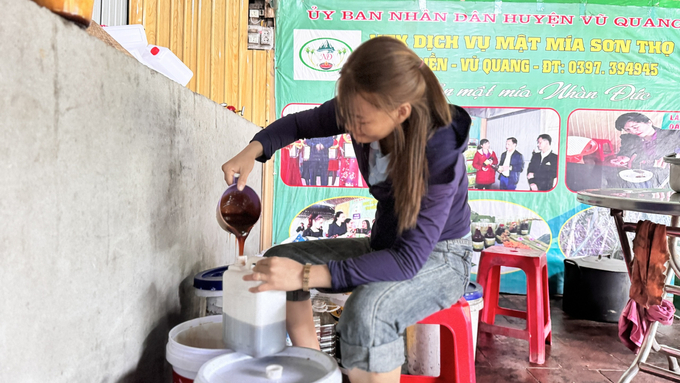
[33,0,94,27]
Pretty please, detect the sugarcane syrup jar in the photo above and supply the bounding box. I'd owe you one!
[222,256,287,357]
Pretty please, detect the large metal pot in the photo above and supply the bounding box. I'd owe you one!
[563,254,630,323]
[664,153,680,193]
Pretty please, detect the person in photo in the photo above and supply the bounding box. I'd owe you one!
[327,211,348,238]
[611,112,680,169]
[302,213,325,238]
[472,138,498,189]
[527,134,558,191]
[327,137,341,186]
[498,137,524,190]
[357,219,372,235]
[305,137,334,186]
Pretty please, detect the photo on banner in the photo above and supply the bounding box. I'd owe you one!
[280,135,366,188]
[282,196,377,243]
[278,103,367,188]
[559,203,680,259]
[469,200,552,276]
[566,110,680,192]
[463,107,561,192]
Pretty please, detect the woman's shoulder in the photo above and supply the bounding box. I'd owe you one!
[657,129,680,139]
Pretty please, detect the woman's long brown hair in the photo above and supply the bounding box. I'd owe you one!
[336,37,453,234]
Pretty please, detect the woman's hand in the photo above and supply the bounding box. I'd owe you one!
[610,156,630,167]
[221,141,264,190]
[244,257,305,293]
[243,257,332,293]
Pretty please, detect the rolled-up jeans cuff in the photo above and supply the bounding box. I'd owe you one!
[339,335,405,373]
[286,289,310,301]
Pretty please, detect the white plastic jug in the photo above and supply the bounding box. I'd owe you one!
[140,45,193,86]
[222,256,286,357]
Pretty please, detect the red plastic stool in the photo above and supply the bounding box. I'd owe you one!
[401,298,476,383]
[475,247,552,364]
[590,138,616,163]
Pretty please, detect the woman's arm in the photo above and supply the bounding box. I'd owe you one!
[328,181,459,290]
[252,99,343,163]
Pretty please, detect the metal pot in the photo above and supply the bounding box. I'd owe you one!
[664,153,680,193]
[563,254,630,323]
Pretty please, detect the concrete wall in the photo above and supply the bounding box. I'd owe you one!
[0,1,262,381]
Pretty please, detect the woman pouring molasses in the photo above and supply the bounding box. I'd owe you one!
[221,37,472,383]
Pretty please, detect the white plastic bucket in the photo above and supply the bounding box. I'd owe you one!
[193,266,228,317]
[166,315,233,383]
[468,296,484,358]
[464,282,484,359]
[195,290,223,317]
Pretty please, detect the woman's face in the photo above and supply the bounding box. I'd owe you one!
[346,93,411,143]
[338,213,346,222]
[348,221,355,230]
[313,218,324,229]
[482,141,490,150]
[361,221,368,229]
[623,120,654,137]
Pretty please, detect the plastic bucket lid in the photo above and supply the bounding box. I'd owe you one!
[464,282,483,301]
[194,266,229,291]
[166,315,233,380]
[195,347,341,383]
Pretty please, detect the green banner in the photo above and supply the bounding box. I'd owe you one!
[272,0,680,293]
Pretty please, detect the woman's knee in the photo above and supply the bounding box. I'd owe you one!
[263,242,299,260]
[336,286,391,345]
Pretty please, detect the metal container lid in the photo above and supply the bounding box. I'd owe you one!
[195,346,341,383]
[567,254,628,273]
[193,266,229,291]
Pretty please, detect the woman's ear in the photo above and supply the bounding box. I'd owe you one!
[395,102,412,124]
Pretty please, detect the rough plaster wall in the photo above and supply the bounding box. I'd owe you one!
[0,1,262,381]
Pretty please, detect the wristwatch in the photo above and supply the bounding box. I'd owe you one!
[302,263,312,291]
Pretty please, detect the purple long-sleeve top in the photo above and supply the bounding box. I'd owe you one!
[252,99,472,291]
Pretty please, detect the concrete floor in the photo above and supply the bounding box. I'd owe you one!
[476,294,676,383]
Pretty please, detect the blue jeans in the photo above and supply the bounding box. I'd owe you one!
[499,175,517,190]
[264,237,472,373]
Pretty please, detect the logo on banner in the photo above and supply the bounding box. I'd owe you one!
[294,30,362,81]
[300,38,351,72]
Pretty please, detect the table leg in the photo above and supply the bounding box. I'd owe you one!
[669,216,680,280]
[611,209,633,277]
[667,217,680,375]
